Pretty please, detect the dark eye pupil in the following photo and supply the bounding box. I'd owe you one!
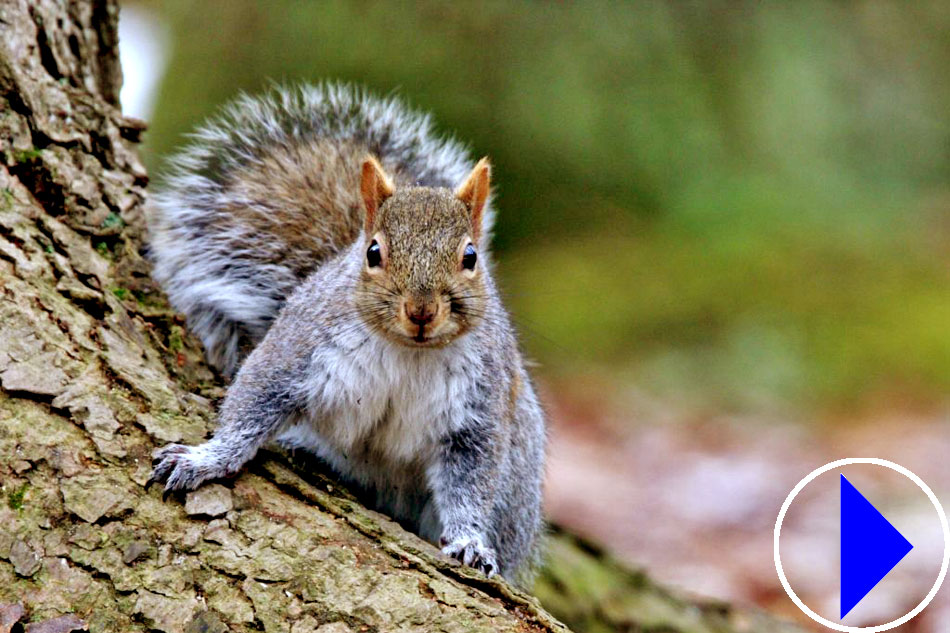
[462,244,477,270]
[367,241,382,267]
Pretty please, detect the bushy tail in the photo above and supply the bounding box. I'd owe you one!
[148,83,489,376]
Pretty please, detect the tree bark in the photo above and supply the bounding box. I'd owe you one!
[0,2,806,632]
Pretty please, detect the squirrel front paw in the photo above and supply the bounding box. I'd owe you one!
[147,443,232,497]
[440,534,498,577]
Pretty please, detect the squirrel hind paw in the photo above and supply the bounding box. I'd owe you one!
[441,536,498,577]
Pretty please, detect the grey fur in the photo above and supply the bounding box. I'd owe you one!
[149,83,492,376]
[148,83,545,583]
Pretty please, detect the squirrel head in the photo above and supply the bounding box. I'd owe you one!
[355,155,492,348]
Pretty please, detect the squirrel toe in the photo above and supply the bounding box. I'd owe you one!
[441,535,498,577]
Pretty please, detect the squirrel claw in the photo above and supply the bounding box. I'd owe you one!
[441,535,498,577]
[150,442,231,498]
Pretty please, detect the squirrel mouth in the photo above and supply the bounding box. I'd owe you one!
[407,324,445,346]
[401,320,451,347]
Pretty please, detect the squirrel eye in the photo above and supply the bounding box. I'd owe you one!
[367,240,382,268]
[461,243,477,270]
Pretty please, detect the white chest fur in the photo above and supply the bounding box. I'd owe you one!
[299,332,477,466]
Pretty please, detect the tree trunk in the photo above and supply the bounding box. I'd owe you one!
[0,2,806,632]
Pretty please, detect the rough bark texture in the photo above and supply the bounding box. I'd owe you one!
[0,2,807,632]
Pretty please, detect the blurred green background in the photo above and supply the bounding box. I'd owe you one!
[135,0,950,417]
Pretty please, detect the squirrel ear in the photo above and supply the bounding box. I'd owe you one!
[360,156,395,233]
[455,157,491,242]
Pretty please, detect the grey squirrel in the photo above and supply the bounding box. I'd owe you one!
[147,83,547,582]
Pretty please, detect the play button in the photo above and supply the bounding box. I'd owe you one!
[839,474,913,619]
[775,458,950,632]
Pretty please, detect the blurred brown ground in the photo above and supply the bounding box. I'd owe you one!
[543,382,950,632]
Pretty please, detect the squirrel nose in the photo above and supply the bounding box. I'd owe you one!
[405,299,437,325]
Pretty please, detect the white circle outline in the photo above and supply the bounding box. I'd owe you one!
[774,457,950,632]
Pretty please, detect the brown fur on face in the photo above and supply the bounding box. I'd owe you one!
[355,158,490,347]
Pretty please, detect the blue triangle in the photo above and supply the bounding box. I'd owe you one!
[840,474,913,619]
